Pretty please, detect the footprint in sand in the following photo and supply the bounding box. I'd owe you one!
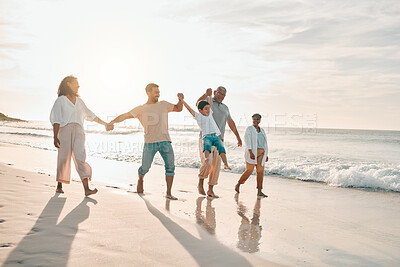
[0,243,15,248]
[106,185,121,189]
[27,228,41,235]
[178,190,192,193]
[0,219,5,223]
[23,179,30,183]
[16,175,25,178]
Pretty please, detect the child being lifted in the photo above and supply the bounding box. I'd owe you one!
[178,90,232,170]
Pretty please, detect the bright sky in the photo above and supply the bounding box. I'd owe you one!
[1,0,399,130]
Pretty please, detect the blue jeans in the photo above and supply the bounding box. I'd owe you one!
[203,134,226,154]
[138,141,175,176]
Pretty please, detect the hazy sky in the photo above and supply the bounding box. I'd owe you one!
[1,0,399,130]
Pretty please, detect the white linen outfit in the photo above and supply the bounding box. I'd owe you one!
[50,96,96,184]
[238,126,268,189]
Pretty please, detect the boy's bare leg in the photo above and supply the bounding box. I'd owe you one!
[56,182,64,193]
[204,150,210,162]
[220,152,232,170]
[137,175,144,193]
[82,178,97,196]
[166,175,177,200]
[207,185,219,198]
[198,178,206,195]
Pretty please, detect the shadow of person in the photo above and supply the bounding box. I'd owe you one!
[140,195,252,266]
[3,195,97,267]
[235,193,262,253]
[195,196,216,235]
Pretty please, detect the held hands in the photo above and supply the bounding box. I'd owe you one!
[105,123,114,131]
[54,137,60,148]
[177,93,184,101]
[206,88,212,97]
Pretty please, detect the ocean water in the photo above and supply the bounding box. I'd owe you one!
[1,120,399,192]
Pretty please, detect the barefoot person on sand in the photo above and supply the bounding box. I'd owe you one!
[50,75,109,196]
[235,114,268,198]
[108,83,183,200]
[196,87,242,198]
[178,91,232,171]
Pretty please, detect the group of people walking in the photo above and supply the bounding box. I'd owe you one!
[50,75,269,200]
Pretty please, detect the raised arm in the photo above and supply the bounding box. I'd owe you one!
[177,93,195,117]
[172,93,184,112]
[197,88,213,104]
[206,88,213,109]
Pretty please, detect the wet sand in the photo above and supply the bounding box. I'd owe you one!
[1,143,400,266]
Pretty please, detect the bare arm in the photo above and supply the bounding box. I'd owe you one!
[197,88,213,104]
[53,123,60,148]
[227,119,242,147]
[110,112,134,125]
[182,99,196,117]
[172,97,183,112]
[93,116,108,126]
[177,93,195,117]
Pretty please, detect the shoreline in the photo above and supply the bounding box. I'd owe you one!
[1,141,400,194]
[1,143,400,266]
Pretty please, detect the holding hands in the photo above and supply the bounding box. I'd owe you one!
[206,88,212,97]
[105,123,114,131]
[177,93,184,101]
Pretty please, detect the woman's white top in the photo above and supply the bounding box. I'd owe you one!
[194,110,221,138]
[244,125,268,166]
[50,96,96,128]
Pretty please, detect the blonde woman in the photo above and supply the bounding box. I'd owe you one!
[235,114,268,197]
[50,75,109,196]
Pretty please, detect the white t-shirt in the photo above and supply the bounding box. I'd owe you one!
[194,110,221,138]
[50,96,96,128]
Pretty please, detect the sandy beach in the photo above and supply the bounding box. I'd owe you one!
[1,143,400,266]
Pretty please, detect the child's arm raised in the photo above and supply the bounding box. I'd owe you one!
[206,88,213,109]
[177,93,195,117]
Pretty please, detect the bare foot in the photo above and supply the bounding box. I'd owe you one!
[198,185,206,195]
[165,194,178,200]
[207,190,219,198]
[85,188,98,197]
[258,192,268,198]
[137,179,144,193]
[56,188,64,194]
[224,165,232,170]
[205,156,210,163]
[235,183,240,193]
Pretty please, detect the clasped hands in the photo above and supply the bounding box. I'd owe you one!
[105,123,114,131]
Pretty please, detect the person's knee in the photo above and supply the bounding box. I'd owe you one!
[165,164,175,176]
[138,166,150,176]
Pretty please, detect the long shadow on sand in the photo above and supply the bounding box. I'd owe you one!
[141,195,252,266]
[3,194,96,267]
